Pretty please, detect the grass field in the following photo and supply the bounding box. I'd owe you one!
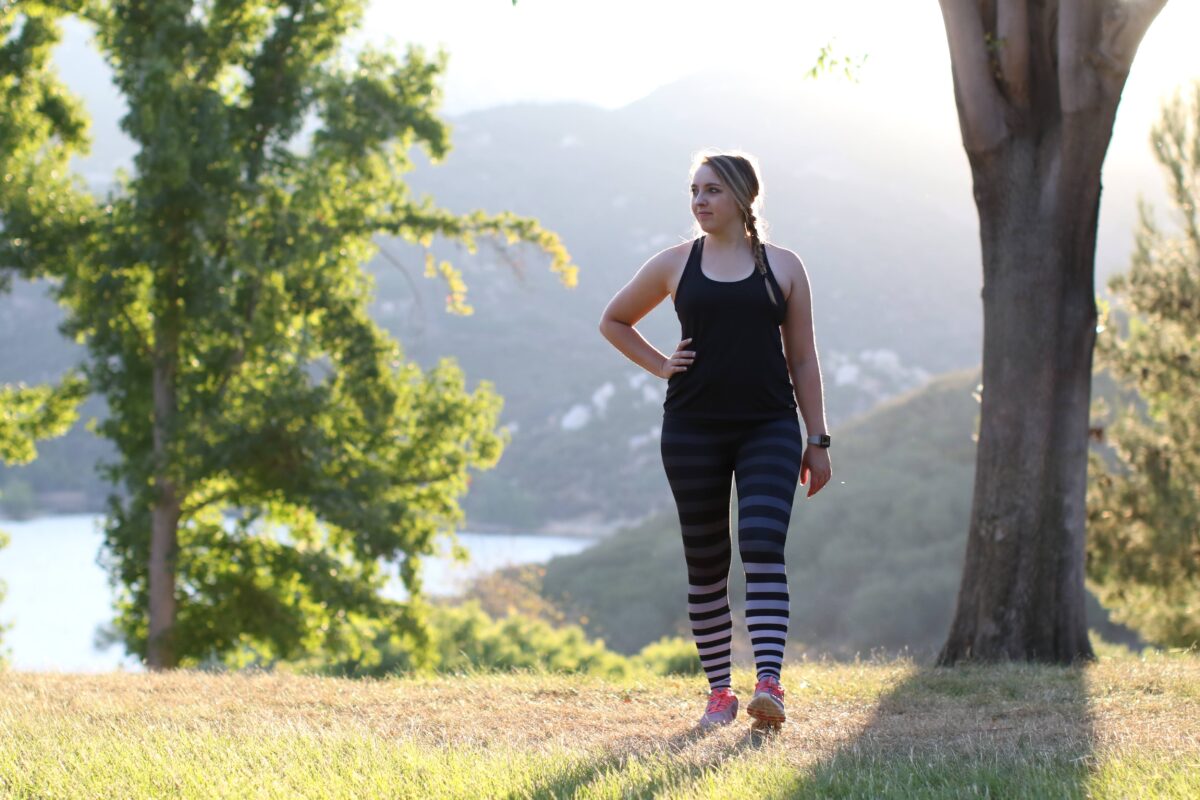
[1,654,1197,798]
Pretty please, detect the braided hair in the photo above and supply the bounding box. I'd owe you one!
[693,152,779,308]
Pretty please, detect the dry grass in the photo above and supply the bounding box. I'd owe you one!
[1,654,1198,798]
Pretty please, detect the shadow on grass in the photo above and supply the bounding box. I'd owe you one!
[512,661,1095,799]
[763,660,1096,799]
[513,716,774,800]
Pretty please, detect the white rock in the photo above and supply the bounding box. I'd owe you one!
[561,404,591,431]
[835,363,861,386]
[592,382,615,414]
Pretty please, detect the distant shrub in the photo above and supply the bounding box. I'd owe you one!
[435,601,631,678]
[313,600,633,679]
[633,636,701,676]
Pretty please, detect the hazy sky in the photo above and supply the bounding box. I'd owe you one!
[50,0,1200,273]
[347,2,1200,267]
[357,1,1200,124]
[55,2,1200,153]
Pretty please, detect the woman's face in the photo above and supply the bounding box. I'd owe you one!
[690,164,741,235]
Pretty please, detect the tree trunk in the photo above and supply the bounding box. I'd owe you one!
[147,294,181,670]
[935,0,1168,664]
[939,129,1108,664]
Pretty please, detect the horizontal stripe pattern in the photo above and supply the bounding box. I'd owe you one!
[662,414,803,688]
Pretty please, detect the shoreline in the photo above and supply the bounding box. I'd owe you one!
[0,510,635,540]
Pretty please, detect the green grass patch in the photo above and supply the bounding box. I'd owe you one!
[1,656,1196,799]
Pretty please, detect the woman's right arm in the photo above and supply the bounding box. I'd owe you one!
[598,249,693,380]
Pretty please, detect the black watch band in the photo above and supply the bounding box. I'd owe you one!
[807,434,831,448]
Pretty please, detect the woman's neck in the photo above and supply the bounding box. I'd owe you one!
[704,226,751,254]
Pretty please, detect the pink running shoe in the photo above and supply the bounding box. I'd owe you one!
[698,686,739,728]
[746,675,785,730]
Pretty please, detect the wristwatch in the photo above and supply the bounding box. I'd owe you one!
[807,433,831,448]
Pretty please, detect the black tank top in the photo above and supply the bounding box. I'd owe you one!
[662,236,798,420]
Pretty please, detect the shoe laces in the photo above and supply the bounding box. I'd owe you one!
[705,687,736,714]
[754,676,785,700]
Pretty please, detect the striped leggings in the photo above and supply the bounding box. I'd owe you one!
[660,414,804,689]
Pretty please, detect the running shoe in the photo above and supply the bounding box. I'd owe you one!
[746,675,785,730]
[698,686,739,728]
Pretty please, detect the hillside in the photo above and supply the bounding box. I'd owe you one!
[3,657,1197,798]
[539,369,1134,657]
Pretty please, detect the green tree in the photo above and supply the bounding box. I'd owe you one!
[936,0,1168,664]
[0,0,89,470]
[1087,83,1200,649]
[0,1,574,671]
[1,0,94,666]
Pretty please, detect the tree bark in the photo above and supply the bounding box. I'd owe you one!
[936,0,1167,664]
[939,137,1102,663]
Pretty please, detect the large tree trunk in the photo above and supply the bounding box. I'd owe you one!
[936,0,1167,664]
[939,138,1102,662]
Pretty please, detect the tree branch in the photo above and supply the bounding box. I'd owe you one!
[1060,0,1166,113]
[939,0,1011,153]
[179,485,237,518]
[374,238,428,322]
[210,274,261,409]
[1097,0,1169,77]
[118,304,152,361]
[997,0,1031,110]
[1059,0,1103,112]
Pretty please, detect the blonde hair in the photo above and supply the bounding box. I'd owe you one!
[690,149,778,306]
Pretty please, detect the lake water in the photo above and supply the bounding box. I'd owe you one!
[0,514,594,673]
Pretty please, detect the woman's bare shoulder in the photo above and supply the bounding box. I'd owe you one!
[764,242,807,275]
[765,242,809,297]
[636,240,694,298]
[644,240,694,272]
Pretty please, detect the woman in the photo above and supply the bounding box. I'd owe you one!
[598,151,831,732]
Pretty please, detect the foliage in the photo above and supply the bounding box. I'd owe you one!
[291,600,706,679]
[805,39,867,82]
[0,0,89,469]
[431,601,632,677]
[0,0,95,663]
[0,378,87,467]
[0,2,575,668]
[455,563,570,625]
[631,635,701,676]
[1088,83,1200,649]
[305,600,630,678]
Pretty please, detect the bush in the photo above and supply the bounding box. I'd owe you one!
[633,636,702,676]
[312,600,633,679]
[436,601,631,677]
